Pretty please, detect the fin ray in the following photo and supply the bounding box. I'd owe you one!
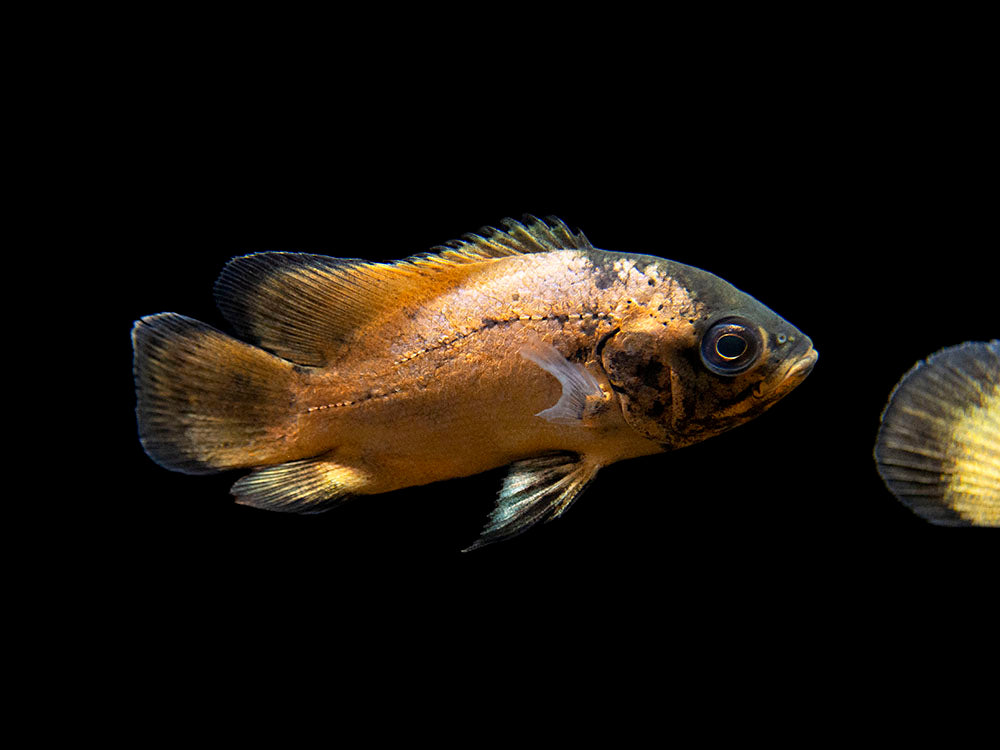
[465,453,601,550]
[874,340,1000,527]
[521,340,604,425]
[231,458,368,513]
[132,313,298,473]
[212,216,592,366]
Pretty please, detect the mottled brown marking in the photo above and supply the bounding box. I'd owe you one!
[133,216,817,547]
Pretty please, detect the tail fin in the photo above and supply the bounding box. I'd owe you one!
[874,340,999,527]
[132,313,299,474]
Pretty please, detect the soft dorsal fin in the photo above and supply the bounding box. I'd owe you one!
[213,215,592,366]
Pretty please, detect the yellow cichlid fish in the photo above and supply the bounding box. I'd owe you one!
[132,216,818,548]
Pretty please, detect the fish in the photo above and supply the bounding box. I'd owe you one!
[874,340,999,527]
[132,215,818,549]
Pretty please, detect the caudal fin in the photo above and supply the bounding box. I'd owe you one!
[874,340,999,527]
[132,313,299,474]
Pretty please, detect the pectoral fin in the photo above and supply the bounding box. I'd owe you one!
[465,453,601,551]
[521,341,605,425]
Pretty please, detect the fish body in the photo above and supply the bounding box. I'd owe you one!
[133,216,817,547]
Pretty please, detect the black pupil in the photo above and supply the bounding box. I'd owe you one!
[716,333,747,359]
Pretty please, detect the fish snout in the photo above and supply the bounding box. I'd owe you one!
[788,345,819,380]
[753,343,818,399]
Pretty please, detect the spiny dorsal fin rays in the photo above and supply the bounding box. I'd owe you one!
[429,215,594,260]
[213,215,591,367]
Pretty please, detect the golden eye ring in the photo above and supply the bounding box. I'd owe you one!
[700,317,762,376]
[715,333,748,360]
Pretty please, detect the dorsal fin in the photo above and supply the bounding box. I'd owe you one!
[213,215,592,366]
[429,215,593,257]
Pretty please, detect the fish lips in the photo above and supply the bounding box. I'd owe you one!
[753,345,818,400]
[785,345,819,382]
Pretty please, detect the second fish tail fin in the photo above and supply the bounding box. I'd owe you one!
[131,313,301,474]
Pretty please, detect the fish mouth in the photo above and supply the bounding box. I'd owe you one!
[784,346,819,383]
[754,346,819,399]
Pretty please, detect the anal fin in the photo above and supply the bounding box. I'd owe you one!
[231,458,368,514]
[465,453,601,551]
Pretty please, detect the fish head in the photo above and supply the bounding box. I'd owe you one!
[600,259,818,448]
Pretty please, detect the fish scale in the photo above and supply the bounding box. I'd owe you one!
[132,215,817,547]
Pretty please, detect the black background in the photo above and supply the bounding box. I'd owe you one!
[103,37,996,658]
[118,150,994,584]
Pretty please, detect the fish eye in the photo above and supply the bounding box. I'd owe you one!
[700,317,763,376]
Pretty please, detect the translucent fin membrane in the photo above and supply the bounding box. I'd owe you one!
[465,453,601,550]
[874,340,999,527]
[132,313,298,473]
[212,215,591,366]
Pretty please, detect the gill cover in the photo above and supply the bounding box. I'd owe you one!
[600,313,779,447]
[601,325,675,444]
